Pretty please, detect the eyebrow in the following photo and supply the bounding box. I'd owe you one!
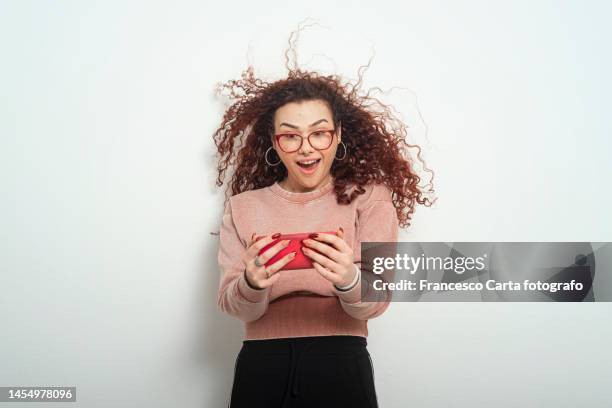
[279,118,329,129]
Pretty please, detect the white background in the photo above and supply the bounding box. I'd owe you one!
[1,1,611,407]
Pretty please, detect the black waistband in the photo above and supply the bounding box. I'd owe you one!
[242,335,367,354]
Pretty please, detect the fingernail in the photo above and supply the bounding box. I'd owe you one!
[339,227,344,234]
[272,233,281,239]
[309,233,318,238]
[290,252,296,257]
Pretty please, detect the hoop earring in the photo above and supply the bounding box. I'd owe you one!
[335,141,347,161]
[265,147,282,166]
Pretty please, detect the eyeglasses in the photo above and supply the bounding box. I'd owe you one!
[273,128,336,153]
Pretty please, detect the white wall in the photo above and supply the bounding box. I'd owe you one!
[1,1,611,407]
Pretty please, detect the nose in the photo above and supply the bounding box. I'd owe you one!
[298,136,315,154]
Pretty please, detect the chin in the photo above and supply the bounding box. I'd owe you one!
[294,177,316,186]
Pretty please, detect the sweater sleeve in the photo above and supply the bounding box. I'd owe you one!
[217,198,271,322]
[333,186,399,320]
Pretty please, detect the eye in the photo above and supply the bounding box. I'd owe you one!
[282,134,299,139]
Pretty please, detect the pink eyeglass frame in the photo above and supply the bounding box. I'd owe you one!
[273,128,337,153]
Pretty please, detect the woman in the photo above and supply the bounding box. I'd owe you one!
[213,36,435,408]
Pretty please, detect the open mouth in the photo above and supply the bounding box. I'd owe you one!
[296,158,321,173]
[297,158,321,169]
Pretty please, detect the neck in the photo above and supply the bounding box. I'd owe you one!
[279,174,332,193]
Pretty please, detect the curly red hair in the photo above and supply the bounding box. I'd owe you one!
[212,28,436,230]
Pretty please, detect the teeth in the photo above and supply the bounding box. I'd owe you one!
[298,159,319,165]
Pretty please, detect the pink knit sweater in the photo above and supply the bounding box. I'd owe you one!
[216,179,399,340]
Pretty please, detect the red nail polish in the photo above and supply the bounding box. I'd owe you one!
[309,233,318,238]
[272,233,281,239]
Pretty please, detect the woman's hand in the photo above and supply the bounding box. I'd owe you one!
[302,227,356,287]
[243,233,296,290]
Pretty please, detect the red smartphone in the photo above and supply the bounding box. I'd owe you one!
[255,231,338,271]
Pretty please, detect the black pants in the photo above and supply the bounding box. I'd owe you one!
[228,335,379,408]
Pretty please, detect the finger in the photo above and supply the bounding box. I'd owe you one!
[255,239,291,266]
[247,233,282,256]
[312,262,342,285]
[303,246,340,272]
[336,227,344,240]
[303,238,342,261]
[266,251,297,273]
[311,231,350,252]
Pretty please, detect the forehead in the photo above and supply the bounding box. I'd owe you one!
[273,99,333,128]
